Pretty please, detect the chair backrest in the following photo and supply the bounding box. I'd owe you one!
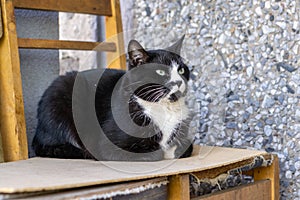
[0,0,126,162]
[15,0,126,69]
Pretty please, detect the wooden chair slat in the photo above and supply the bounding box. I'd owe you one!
[18,38,117,51]
[13,0,112,16]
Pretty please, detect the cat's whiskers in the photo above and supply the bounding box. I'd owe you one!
[131,110,146,121]
[139,87,162,98]
[136,86,166,102]
[142,114,149,126]
[147,88,168,102]
[146,89,165,102]
[152,91,167,102]
[138,89,162,101]
[130,110,142,118]
[135,84,162,95]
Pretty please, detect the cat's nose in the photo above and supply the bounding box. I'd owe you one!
[175,81,182,87]
[166,81,182,89]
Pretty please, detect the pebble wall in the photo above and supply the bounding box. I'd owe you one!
[129,0,300,199]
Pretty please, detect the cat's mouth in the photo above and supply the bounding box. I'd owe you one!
[168,91,182,102]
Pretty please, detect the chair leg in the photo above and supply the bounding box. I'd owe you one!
[253,155,280,200]
[0,0,28,162]
[168,174,190,200]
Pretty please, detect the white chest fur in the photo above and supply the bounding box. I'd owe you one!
[136,97,189,158]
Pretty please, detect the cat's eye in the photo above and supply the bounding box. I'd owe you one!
[178,68,185,74]
[156,69,166,76]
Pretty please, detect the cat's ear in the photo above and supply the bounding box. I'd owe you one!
[165,35,185,55]
[128,40,149,69]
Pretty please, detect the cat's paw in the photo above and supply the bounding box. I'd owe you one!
[163,145,177,159]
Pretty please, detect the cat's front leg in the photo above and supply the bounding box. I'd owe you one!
[178,143,193,158]
[163,145,177,159]
[164,143,193,159]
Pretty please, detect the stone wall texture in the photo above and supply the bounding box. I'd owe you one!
[128,0,299,199]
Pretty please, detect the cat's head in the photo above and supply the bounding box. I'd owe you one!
[127,36,189,103]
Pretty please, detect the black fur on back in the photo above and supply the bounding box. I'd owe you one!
[32,72,93,159]
[33,69,163,159]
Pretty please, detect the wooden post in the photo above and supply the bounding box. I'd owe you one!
[253,155,280,200]
[168,174,190,200]
[0,3,3,39]
[0,0,28,162]
[0,133,3,162]
[105,0,126,70]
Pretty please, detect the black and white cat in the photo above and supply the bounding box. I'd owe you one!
[32,36,194,161]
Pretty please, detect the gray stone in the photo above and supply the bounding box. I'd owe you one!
[234,139,243,146]
[276,62,297,73]
[228,94,240,102]
[265,118,274,125]
[255,7,263,16]
[200,107,209,118]
[262,95,275,108]
[200,123,209,133]
[246,106,254,114]
[286,85,295,94]
[277,94,285,104]
[295,161,300,171]
[242,124,249,131]
[226,122,238,129]
[264,125,273,136]
[256,121,264,128]
[262,25,275,34]
[285,171,293,179]
[246,66,253,77]
[276,21,287,29]
[242,112,250,121]
[287,131,296,137]
[296,109,300,120]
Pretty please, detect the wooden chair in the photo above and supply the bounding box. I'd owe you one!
[0,0,126,162]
